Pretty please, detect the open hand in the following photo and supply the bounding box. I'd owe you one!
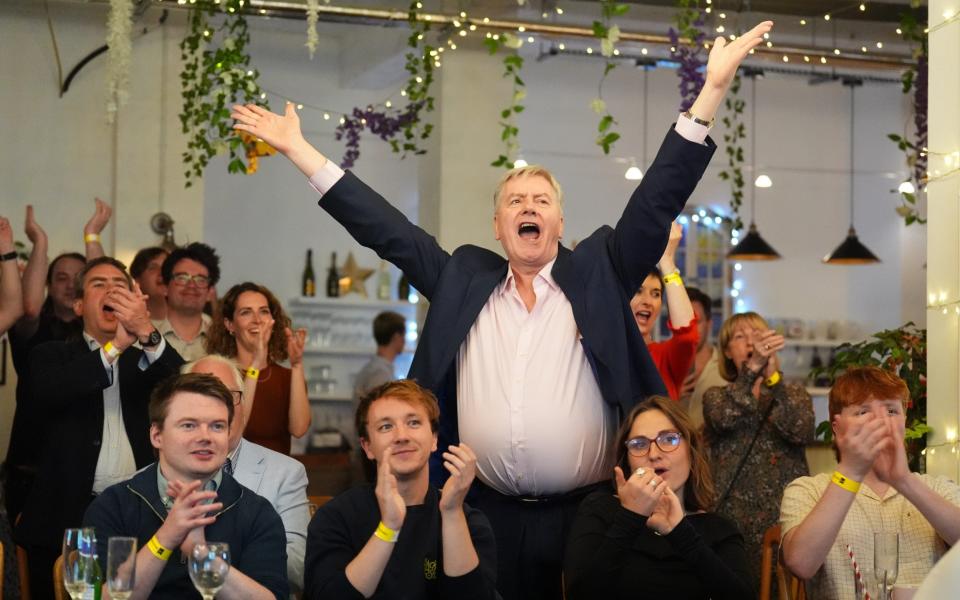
[0,217,14,253]
[286,327,306,367]
[375,449,406,531]
[232,102,305,155]
[85,198,113,236]
[614,465,669,517]
[252,315,275,367]
[646,486,684,535]
[704,21,773,91]
[746,329,785,373]
[657,221,684,272]
[439,443,477,513]
[24,205,46,246]
[871,408,910,487]
[834,411,890,481]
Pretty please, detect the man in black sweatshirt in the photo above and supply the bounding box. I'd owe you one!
[304,380,497,599]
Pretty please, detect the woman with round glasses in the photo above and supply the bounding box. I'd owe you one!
[206,282,312,454]
[702,311,814,592]
[564,396,754,599]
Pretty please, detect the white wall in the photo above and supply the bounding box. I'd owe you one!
[0,3,926,458]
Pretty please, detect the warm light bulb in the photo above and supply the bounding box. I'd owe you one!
[824,14,831,21]
[944,8,956,19]
[755,174,773,188]
[625,166,643,180]
[734,263,743,271]
[513,158,528,168]
[948,427,959,442]
[898,180,915,194]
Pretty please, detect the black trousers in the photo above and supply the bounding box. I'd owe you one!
[25,544,58,600]
[472,481,604,600]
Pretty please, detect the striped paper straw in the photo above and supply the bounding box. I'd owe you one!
[846,544,871,600]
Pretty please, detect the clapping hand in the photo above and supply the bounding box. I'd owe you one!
[614,465,669,517]
[870,405,910,487]
[657,222,684,272]
[746,329,785,375]
[24,205,46,246]
[646,486,684,535]
[84,198,112,237]
[439,443,477,513]
[107,282,152,351]
[286,327,306,368]
[156,479,221,555]
[0,216,14,254]
[252,315,275,367]
[375,449,406,531]
[834,409,891,481]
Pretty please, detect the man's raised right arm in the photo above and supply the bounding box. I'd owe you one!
[233,102,327,179]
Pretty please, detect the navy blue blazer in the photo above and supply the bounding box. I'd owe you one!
[321,127,715,484]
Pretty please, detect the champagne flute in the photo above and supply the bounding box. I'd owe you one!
[62,528,92,600]
[106,537,137,600]
[874,531,899,600]
[189,542,231,600]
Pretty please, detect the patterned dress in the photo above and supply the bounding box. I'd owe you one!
[703,366,814,591]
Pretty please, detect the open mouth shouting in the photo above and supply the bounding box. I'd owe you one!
[518,222,541,241]
[634,309,653,326]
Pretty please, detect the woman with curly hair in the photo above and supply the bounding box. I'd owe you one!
[206,281,311,454]
[564,396,754,599]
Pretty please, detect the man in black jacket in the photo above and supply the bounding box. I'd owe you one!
[83,373,289,599]
[14,256,182,600]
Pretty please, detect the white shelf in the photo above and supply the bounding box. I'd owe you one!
[289,296,419,310]
[310,394,353,403]
[806,386,832,396]
[783,338,862,348]
[305,346,376,356]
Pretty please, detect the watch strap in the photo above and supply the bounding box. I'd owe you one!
[682,110,715,128]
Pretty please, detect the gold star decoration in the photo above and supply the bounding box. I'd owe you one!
[338,251,374,297]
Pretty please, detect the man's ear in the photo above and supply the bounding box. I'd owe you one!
[432,433,438,454]
[73,297,84,318]
[150,423,162,450]
[360,437,375,461]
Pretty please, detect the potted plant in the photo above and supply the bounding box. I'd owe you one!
[810,322,929,471]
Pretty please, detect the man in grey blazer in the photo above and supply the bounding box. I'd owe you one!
[185,355,311,593]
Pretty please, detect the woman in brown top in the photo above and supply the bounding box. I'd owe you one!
[207,282,311,454]
[702,311,814,592]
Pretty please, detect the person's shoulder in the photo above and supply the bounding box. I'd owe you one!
[451,244,506,269]
[244,440,306,476]
[687,512,744,540]
[319,484,377,515]
[783,472,830,498]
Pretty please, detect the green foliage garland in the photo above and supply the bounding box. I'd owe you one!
[717,75,745,231]
[179,0,265,187]
[591,1,629,154]
[396,0,436,154]
[484,33,526,168]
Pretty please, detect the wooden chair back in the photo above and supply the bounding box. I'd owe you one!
[53,554,67,600]
[308,495,333,517]
[760,523,807,600]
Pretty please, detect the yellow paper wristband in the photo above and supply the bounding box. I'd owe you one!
[103,341,121,359]
[765,371,782,388]
[662,271,683,286]
[374,521,399,543]
[84,233,101,243]
[831,470,861,494]
[245,367,260,380]
[147,535,173,561]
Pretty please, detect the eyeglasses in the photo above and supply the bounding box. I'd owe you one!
[171,273,211,288]
[625,431,683,457]
[230,390,243,406]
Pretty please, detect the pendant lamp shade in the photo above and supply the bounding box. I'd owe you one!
[824,81,880,265]
[727,70,780,260]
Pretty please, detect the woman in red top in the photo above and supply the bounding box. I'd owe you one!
[630,221,699,400]
[206,282,312,454]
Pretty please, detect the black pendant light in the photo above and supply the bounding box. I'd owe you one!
[823,80,881,265]
[728,70,780,261]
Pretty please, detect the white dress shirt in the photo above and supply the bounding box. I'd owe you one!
[308,115,710,496]
[85,333,166,493]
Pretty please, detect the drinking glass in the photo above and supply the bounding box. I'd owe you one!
[62,528,92,600]
[106,537,137,600]
[874,531,899,600]
[189,542,231,600]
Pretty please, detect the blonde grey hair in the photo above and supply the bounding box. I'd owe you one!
[492,165,564,208]
[182,354,245,391]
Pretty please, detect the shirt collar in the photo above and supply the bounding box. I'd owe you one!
[83,331,102,350]
[500,258,559,296]
[156,464,223,511]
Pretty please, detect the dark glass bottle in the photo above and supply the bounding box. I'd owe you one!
[326,252,340,298]
[302,249,316,297]
[397,272,410,302]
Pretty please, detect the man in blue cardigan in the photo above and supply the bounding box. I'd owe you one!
[233,21,771,599]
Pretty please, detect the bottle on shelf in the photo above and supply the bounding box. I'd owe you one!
[377,260,391,301]
[326,252,340,298]
[397,272,410,303]
[302,249,316,297]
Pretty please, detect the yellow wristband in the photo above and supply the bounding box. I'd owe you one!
[374,521,400,543]
[84,233,101,243]
[765,371,781,387]
[832,470,861,494]
[103,341,121,359]
[662,271,683,286]
[245,367,260,380]
[147,535,173,561]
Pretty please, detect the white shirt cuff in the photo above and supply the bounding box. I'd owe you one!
[139,337,166,370]
[308,161,346,197]
[674,113,710,145]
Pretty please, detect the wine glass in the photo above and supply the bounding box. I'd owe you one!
[107,537,137,600]
[874,531,899,600]
[189,542,231,600]
[62,528,92,600]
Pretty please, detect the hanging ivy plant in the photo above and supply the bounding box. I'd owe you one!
[668,0,707,112]
[484,33,526,168]
[334,0,435,168]
[179,0,265,187]
[591,1,629,154]
[888,5,928,226]
[717,74,745,231]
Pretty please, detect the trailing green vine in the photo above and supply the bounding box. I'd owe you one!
[592,0,629,154]
[484,33,525,168]
[717,74,745,231]
[888,3,927,226]
[179,0,265,187]
[397,0,436,153]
